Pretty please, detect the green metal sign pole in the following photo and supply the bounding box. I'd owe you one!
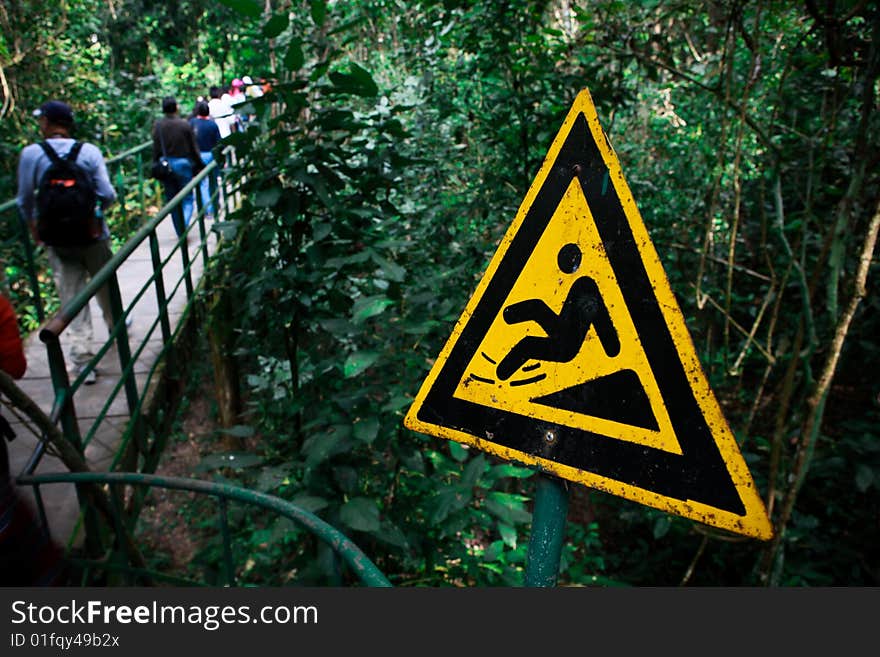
[524,473,570,587]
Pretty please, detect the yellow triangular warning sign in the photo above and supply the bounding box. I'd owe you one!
[404,88,773,540]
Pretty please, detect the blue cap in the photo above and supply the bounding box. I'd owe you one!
[33,100,74,126]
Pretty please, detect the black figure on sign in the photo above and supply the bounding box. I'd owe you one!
[496,243,620,381]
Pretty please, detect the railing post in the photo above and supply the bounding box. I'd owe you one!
[114,166,127,227]
[42,334,104,557]
[209,161,220,217]
[196,171,210,269]
[105,271,148,466]
[180,227,194,299]
[16,211,44,322]
[218,497,236,587]
[148,231,172,345]
[137,153,146,224]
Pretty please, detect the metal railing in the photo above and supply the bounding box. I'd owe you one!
[3,133,393,587]
[22,153,232,543]
[2,140,235,558]
[15,471,392,587]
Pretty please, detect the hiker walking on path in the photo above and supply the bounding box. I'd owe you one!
[16,100,118,385]
[189,100,222,221]
[208,86,236,139]
[152,96,204,237]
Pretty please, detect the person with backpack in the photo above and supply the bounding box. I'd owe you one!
[152,96,204,237]
[189,101,222,221]
[15,100,118,385]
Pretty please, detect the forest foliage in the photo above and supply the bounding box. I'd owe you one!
[1,0,878,586]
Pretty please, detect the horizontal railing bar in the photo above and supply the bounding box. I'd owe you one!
[105,141,151,165]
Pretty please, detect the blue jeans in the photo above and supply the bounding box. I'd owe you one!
[164,157,194,237]
[197,151,215,217]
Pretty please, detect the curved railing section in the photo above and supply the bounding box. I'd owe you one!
[16,471,392,587]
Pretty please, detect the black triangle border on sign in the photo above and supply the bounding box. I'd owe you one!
[416,110,745,516]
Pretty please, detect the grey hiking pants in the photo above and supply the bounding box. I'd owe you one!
[46,239,114,369]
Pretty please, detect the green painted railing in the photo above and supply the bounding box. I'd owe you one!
[7,144,236,564]
[15,471,392,587]
[5,130,393,588]
[37,158,228,455]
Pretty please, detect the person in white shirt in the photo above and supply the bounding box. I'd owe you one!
[208,86,235,138]
[227,79,247,106]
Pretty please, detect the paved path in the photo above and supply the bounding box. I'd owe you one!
[7,214,218,549]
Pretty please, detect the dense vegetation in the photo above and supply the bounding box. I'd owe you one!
[1,0,877,586]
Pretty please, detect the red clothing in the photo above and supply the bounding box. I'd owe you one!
[0,294,63,585]
[0,295,26,379]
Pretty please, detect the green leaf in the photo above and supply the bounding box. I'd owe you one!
[333,465,358,493]
[351,295,393,324]
[211,221,240,240]
[370,520,409,549]
[311,222,333,242]
[254,188,282,207]
[448,441,469,462]
[488,491,530,506]
[218,0,262,19]
[340,497,381,532]
[461,454,487,488]
[653,516,671,539]
[498,522,518,549]
[254,466,289,493]
[381,394,411,413]
[289,494,329,513]
[250,528,274,547]
[430,485,472,524]
[284,39,304,71]
[855,465,874,492]
[310,0,327,26]
[262,13,289,38]
[353,416,380,444]
[271,517,298,541]
[483,540,503,562]
[329,62,379,98]
[319,318,354,339]
[491,464,535,479]
[371,254,406,282]
[302,427,351,467]
[343,351,380,378]
[484,492,531,524]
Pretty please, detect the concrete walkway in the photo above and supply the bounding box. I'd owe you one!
[6,213,218,549]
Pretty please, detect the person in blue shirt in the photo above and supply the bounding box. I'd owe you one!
[16,100,117,385]
[189,101,222,220]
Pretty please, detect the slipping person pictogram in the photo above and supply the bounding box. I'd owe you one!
[495,243,620,381]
